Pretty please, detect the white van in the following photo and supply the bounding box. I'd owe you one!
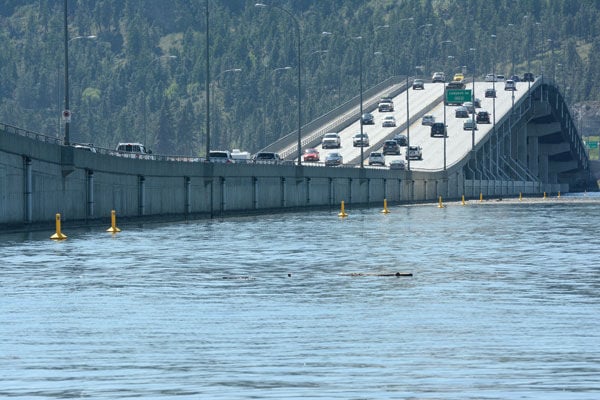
[116,142,152,158]
[208,150,234,163]
[231,149,252,163]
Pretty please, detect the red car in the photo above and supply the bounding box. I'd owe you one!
[302,148,320,162]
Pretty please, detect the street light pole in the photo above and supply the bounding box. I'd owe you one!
[256,3,302,165]
[491,34,498,175]
[205,0,210,159]
[470,47,476,149]
[352,36,365,168]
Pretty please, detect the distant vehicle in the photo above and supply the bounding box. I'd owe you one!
[453,72,465,81]
[484,73,496,82]
[422,114,435,126]
[463,119,478,131]
[389,159,406,170]
[432,71,446,83]
[463,101,475,114]
[253,152,281,163]
[368,152,386,166]
[504,79,517,91]
[116,142,151,156]
[455,106,469,118]
[353,132,369,147]
[446,80,466,90]
[473,98,481,108]
[476,110,491,124]
[208,150,234,163]
[72,143,96,153]
[321,132,341,149]
[430,122,447,138]
[406,146,422,160]
[382,115,397,127]
[302,148,320,162]
[325,152,343,166]
[361,112,375,125]
[496,74,506,81]
[510,74,521,82]
[393,134,408,146]
[485,88,496,98]
[231,149,251,163]
[382,140,400,155]
[378,99,394,112]
[412,78,425,90]
[523,72,535,82]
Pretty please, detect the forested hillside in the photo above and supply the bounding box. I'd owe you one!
[1,0,599,156]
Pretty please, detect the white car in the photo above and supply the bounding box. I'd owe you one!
[321,132,341,149]
[484,73,496,82]
[406,146,422,160]
[421,115,435,126]
[368,152,385,166]
[382,116,397,127]
[504,80,517,91]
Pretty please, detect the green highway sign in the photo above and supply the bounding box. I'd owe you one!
[446,89,472,104]
[587,141,598,149]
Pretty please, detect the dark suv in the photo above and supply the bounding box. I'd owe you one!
[476,110,490,124]
[382,140,400,155]
[430,122,447,137]
[361,112,374,125]
[523,72,535,82]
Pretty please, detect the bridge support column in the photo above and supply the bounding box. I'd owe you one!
[252,177,258,210]
[24,156,32,223]
[220,177,226,212]
[138,175,145,216]
[280,177,286,208]
[305,177,311,205]
[87,170,95,218]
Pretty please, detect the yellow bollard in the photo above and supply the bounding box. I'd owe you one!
[381,198,390,214]
[438,196,445,208]
[338,200,348,218]
[479,192,483,202]
[519,192,522,201]
[461,194,466,206]
[558,191,561,198]
[50,213,67,240]
[106,210,121,233]
[543,192,547,199]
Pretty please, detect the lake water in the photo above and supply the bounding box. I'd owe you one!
[1,194,599,399]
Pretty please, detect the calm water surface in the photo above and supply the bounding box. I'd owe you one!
[1,195,600,399]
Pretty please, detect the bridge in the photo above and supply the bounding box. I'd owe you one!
[264,75,591,192]
[0,75,595,229]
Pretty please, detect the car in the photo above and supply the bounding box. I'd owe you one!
[302,148,320,162]
[72,143,96,153]
[116,142,151,155]
[453,72,464,81]
[389,159,406,170]
[253,152,282,163]
[485,88,496,98]
[462,101,475,114]
[504,79,517,91]
[406,145,422,160]
[523,72,535,82]
[368,152,386,166]
[321,132,341,149]
[496,74,506,81]
[510,75,521,82]
[208,150,234,163]
[353,132,369,147]
[412,78,425,90]
[463,119,478,131]
[231,149,252,163]
[382,140,400,155]
[361,112,374,125]
[378,99,394,112]
[325,152,343,166]
[446,80,466,90]
[455,106,469,118]
[422,114,435,126]
[430,122,447,137]
[432,71,446,83]
[382,115,397,127]
[484,73,496,82]
[476,110,491,124]
[473,98,481,108]
[393,134,408,146]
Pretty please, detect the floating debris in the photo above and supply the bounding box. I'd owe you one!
[345,272,412,277]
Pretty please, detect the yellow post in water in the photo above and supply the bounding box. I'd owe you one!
[338,200,348,218]
[479,192,483,202]
[558,191,561,198]
[543,192,547,199]
[461,195,466,206]
[519,192,522,201]
[50,213,67,240]
[381,198,390,214]
[106,210,121,233]
[438,196,445,208]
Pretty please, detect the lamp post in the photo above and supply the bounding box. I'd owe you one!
[469,47,476,149]
[491,34,498,175]
[255,3,302,166]
[508,23,515,76]
[63,0,96,146]
[352,35,365,169]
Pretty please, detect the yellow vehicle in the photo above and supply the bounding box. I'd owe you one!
[453,72,464,81]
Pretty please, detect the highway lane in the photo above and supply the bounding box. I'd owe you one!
[306,82,442,166]
[302,79,533,170]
